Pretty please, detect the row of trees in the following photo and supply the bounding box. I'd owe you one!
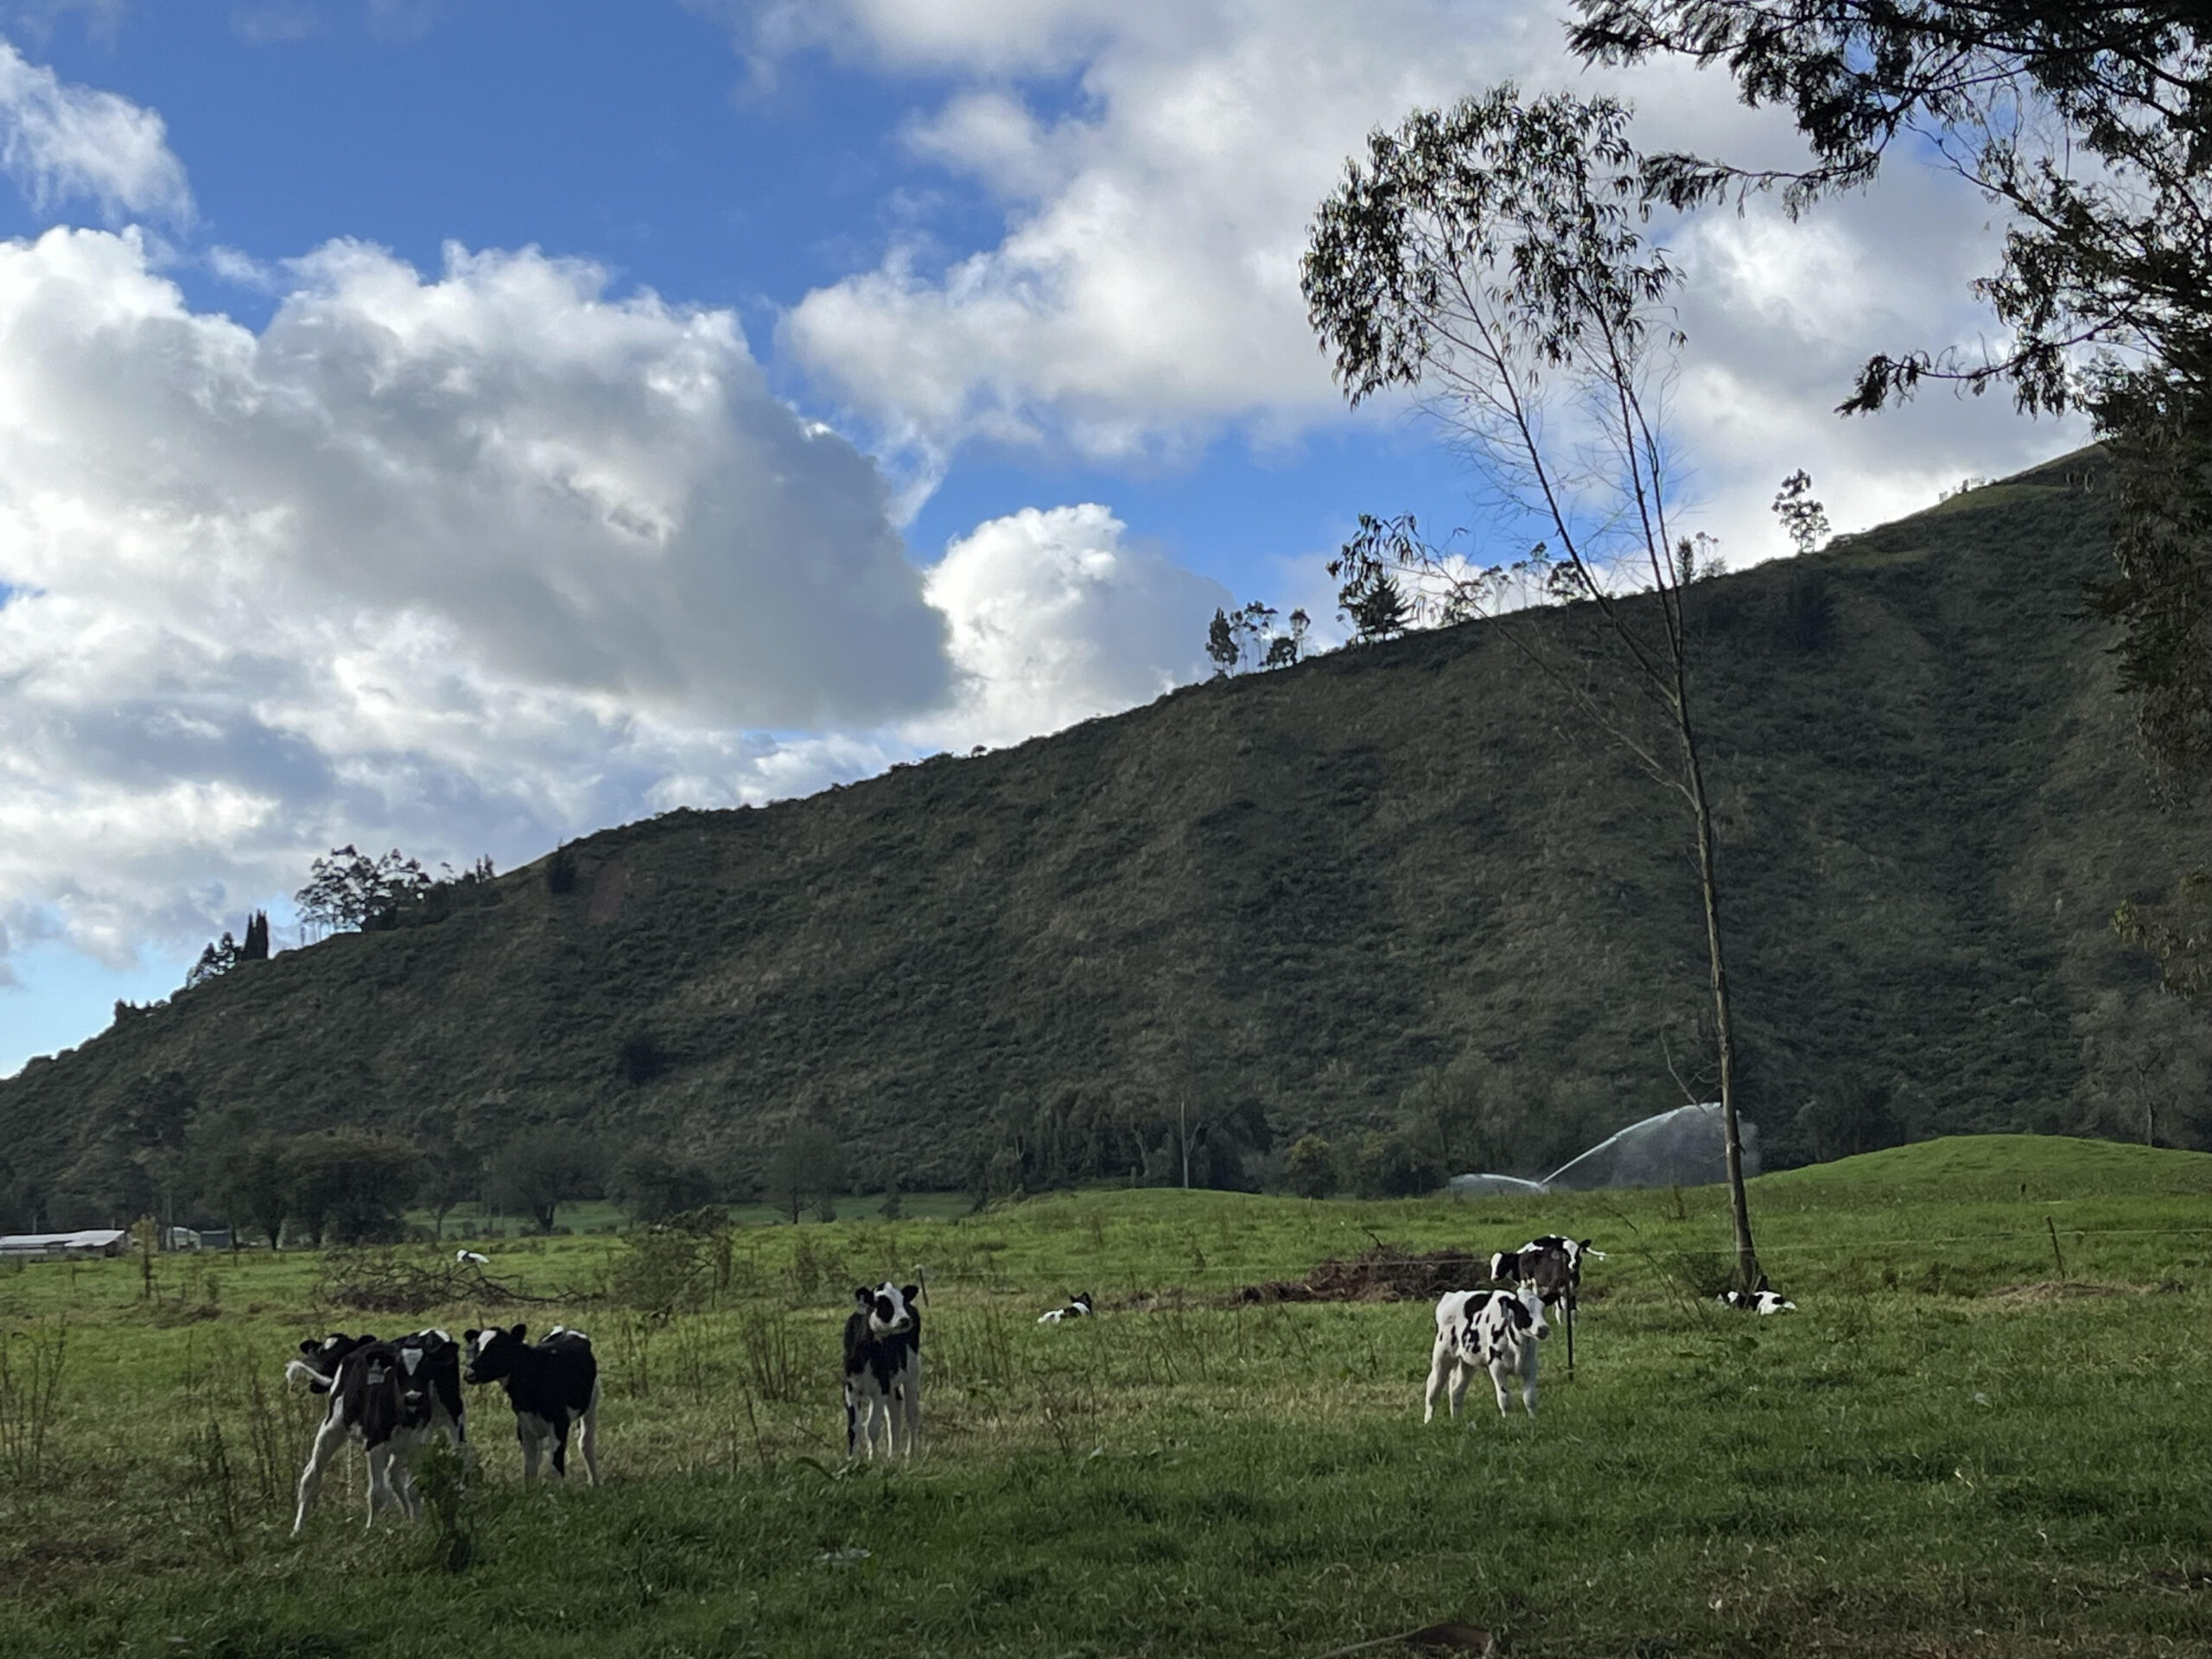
[183,912,270,989]
[178,847,501,999]
[1206,601,1313,676]
[0,1070,633,1243]
[296,846,499,939]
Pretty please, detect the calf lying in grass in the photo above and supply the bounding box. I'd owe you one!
[1718,1282,1797,1314]
[1424,1284,1548,1422]
[1038,1292,1093,1324]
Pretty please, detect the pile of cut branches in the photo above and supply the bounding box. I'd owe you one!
[313,1249,559,1315]
[1232,1244,1489,1305]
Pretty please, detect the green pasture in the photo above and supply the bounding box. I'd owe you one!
[3,1135,2209,1657]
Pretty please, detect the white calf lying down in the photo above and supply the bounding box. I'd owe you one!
[1718,1285,1796,1314]
[1424,1283,1549,1422]
[1038,1292,1094,1325]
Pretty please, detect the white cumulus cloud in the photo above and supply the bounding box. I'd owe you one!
[0,227,956,969]
[744,0,2085,552]
[916,502,1230,751]
[0,36,192,222]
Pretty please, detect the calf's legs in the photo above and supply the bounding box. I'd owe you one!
[895,1360,921,1458]
[1422,1340,1474,1422]
[578,1385,602,1485]
[1490,1352,1538,1418]
[291,1408,349,1536]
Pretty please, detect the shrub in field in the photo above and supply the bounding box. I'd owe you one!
[782,1230,848,1304]
[412,1436,475,1572]
[1285,1135,1338,1198]
[0,1315,67,1485]
[1344,1132,1443,1198]
[609,1229,716,1319]
[181,1418,245,1564]
[734,1303,804,1403]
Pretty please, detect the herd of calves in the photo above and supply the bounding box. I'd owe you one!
[285,1233,1796,1535]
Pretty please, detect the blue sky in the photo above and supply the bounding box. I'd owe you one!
[0,0,2082,1074]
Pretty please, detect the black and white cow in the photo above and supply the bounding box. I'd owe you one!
[462,1324,601,1484]
[1491,1236,1604,1371]
[843,1281,922,1459]
[1423,1284,1549,1422]
[1037,1292,1094,1325]
[288,1329,463,1535]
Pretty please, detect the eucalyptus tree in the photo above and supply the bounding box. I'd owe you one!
[1302,86,1762,1286]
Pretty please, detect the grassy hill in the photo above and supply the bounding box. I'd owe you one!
[3,446,2206,1212]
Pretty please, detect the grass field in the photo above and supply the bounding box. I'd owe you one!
[3,1135,2209,1658]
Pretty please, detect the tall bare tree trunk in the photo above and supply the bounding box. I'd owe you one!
[1678,702,1759,1288]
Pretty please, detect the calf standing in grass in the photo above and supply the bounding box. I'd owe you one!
[288,1329,462,1534]
[462,1324,601,1484]
[1423,1284,1548,1422]
[844,1281,922,1459]
[1491,1236,1602,1372]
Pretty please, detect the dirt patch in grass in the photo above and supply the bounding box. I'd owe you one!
[1230,1243,1492,1305]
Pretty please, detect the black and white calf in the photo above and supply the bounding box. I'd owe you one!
[288,1328,467,1449]
[1491,1236,1604,1371]
[843,1281,922,1459]
[288,1328,463,1535]
[1718,1276,1796,1314]
[462,1324,601,1484]
[1423,1284,1549,1422]
[1037,1292,1094,1325]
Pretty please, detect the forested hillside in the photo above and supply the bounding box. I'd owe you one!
[3,447,2204,1226]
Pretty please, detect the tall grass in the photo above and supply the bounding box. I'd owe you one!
[0,1315,67,1485]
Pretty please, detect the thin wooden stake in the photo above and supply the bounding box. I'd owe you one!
[2045,1216,2066,1281]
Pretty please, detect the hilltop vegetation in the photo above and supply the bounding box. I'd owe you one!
[1,448,2207,1227]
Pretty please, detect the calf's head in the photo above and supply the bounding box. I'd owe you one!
[462,1323,529,1385]
[854,1282,919,1337]
[1511,1281,1551,1339]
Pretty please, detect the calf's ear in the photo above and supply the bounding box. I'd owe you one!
[298,1338,320,1356]
[901,1283,920,1306]
[854,1286,874,1309]
[508,1323,528,1343]
[462,1328,480,1344]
